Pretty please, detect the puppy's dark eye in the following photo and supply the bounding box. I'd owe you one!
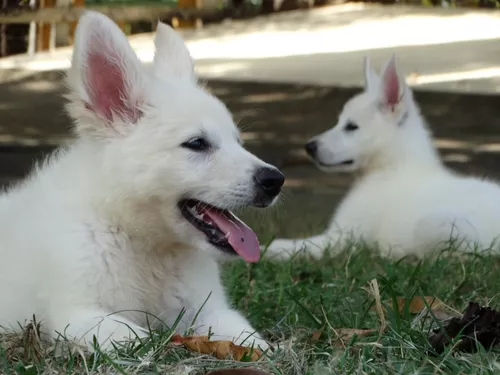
[181,138,210,151]
[344,122,359,132]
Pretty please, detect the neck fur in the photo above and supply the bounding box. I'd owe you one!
[34,141,177,249]
[359,107,444,177]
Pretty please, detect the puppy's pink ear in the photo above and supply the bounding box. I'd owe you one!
[66,11,146,128]
[380,54,401,110]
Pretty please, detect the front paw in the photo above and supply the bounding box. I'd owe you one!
[85,318,148,351]
[51,309,149,351]
[261,239,299,260]
[235,334,269,351]
[208,332,269,353]
[195,309,269,351]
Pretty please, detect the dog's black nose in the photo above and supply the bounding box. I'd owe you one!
[253,167,285,197]
[304,141,317,157]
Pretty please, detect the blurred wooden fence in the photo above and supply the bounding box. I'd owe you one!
[0,0,222,56]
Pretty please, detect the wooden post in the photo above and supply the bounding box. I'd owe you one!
[69,0,125,45]
[172,0,203,29]
[0,0,6,57]
[37,0,56,51]
[116,19,127,33]
[68,0,83,44]
[27,0,37,55]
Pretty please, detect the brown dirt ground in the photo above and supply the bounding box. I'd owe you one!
[1,70,500,239]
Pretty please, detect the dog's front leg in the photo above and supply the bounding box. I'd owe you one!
[48,308,148,351]
[263,233,331,260]
[195,307,268,350]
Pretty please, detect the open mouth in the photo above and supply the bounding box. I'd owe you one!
[178,199,260,263]
[318,159,354,168]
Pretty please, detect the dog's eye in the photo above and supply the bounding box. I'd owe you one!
[344,122,359,132]
[181,138,210,152]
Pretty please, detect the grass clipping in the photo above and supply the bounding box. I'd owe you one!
[170,334,264,361]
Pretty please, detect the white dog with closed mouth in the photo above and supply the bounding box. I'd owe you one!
[0,12,284,350]
[265,55,500,260]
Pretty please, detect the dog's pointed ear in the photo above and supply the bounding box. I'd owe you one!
[379,54,405,111]
[363,56,378,90]
[65,11,146,133]
[153,22,196,84]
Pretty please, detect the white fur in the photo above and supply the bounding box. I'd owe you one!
[265,55,500,260]
[0,12,278,350]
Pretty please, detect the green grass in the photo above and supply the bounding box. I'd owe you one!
[3,219,500,374]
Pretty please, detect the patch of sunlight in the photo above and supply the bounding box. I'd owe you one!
[240,88,323,104]
[195,62,250,76]
[185,13,500,60]
[0,135,71,146]
[408,67,500,86]
[434,139,473,150]
[283,177,308,188]
[2,6,500,72]
[435,139,500,155]
[442,153,471,163]
[242,92,291,104]
[476,143,500,153]
[242,131,308,144]
[18,80,61,92]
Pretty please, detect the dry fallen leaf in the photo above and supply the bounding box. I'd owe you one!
[311,326,325,341]
[311,325,375,346]
[374,296,461,321]
[396,296,445,314]
[170,334,263,361]
[371,296,459,319]
[334,328,375,340]
[332,327,376,349]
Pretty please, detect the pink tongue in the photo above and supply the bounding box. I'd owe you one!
[202,207,260,263]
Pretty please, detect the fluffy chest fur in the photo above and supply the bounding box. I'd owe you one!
[79,224,218,327]
[0,177,220,330]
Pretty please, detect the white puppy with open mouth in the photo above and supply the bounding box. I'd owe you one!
[0,11,284,350]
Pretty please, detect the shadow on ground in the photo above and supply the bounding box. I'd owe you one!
[0,70,500,238]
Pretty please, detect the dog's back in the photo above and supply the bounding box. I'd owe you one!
[333,165,500,256]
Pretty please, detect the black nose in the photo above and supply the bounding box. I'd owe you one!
[253,167,285,197]
[304,141,317,157]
